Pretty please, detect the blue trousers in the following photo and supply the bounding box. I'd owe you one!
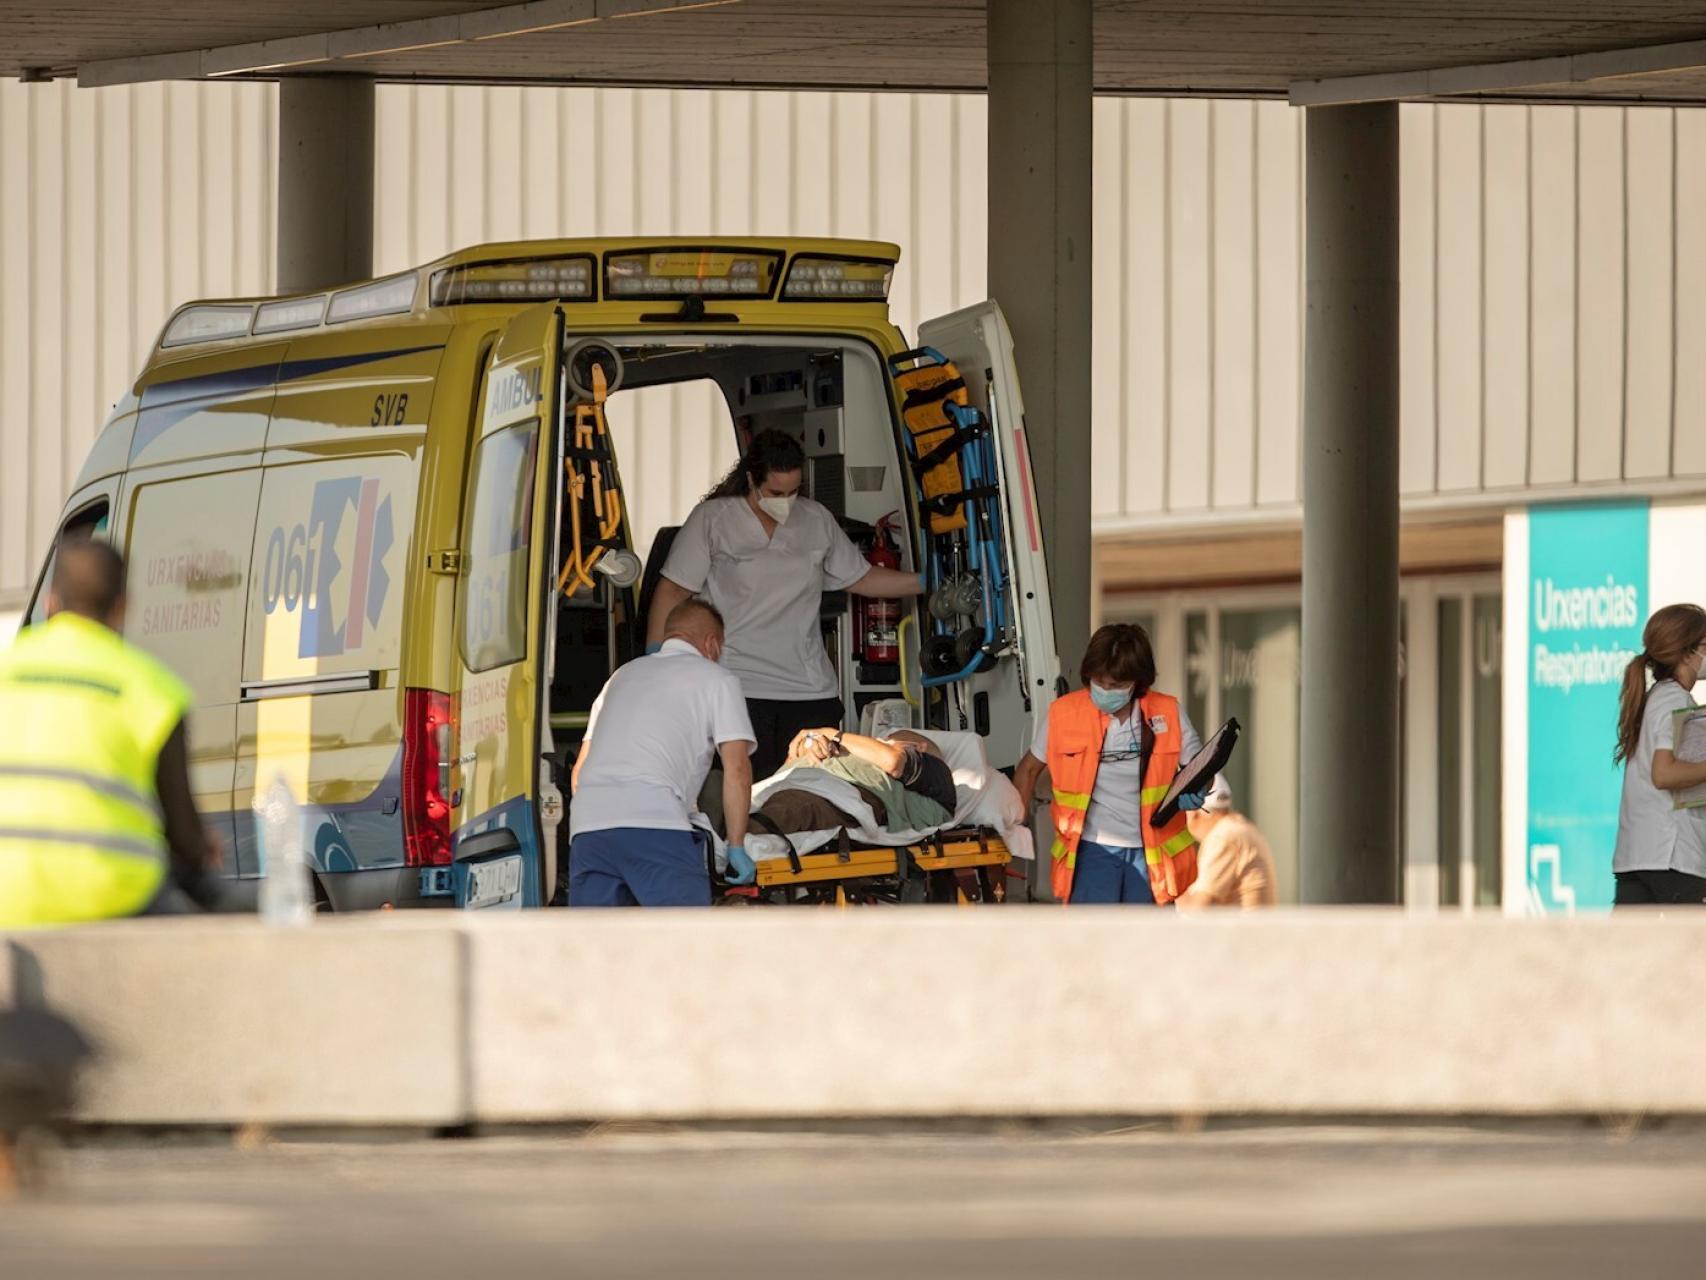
[1072,839,1157,905]
[568,828,711,907]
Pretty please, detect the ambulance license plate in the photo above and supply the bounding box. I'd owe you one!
[465,855,523,909]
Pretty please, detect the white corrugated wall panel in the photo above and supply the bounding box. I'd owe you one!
[1623,108,1675,482]
[1121,99,1170,516]
[1527,107,1577,488]
[1253,102,1301,509]
[0,79,274,606]
[1481,107,1530,490]
[1,87,32,596]
[1576,108,1626,485]
[1398,104,1437,497]
[12,83,1706,602]
[1165,99,1213,513]
[1090,98,1125,521]
[1211,99,1257,511]
[1676,110,1706,480]
[1435,106,1484,493]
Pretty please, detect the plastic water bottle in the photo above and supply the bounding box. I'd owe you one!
[255,775,314,926]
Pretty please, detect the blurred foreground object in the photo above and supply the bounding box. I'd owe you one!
[257,776,314,926]
[0,1006,95,1196]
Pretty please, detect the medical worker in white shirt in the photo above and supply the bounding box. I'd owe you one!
[1612,602,1706,907]
[569,599,757,907]
[646,429,923,779]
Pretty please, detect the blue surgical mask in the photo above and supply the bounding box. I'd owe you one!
[1089,682,1133,714]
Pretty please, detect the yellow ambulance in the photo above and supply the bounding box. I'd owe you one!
[24,238,1059,909]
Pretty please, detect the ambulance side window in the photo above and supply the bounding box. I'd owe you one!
[25,500,111,628]
[460,421,540,672]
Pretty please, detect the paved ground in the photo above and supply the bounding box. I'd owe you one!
[2,1122,1705,1277]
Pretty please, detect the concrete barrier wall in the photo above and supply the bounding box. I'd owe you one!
[6,911,1706,1124]
[3,920,467,1125]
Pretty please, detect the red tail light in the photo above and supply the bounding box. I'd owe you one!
[403,687,455,867]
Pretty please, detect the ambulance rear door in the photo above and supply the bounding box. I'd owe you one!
[915,301,1061,768]
[449,303,565,909]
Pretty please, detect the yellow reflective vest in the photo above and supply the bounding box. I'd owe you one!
[0,613,191,928]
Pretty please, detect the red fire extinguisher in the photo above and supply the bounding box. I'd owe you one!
[857,511,902,667]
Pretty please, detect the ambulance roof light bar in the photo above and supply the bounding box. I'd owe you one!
[160,304,254,347]
[253,295,328,334]
[326,272,420,324]
[430,254,595,305]
[605,247,783,300]
[781,255,893,301]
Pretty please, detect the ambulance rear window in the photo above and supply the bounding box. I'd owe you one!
[460,423,539,673]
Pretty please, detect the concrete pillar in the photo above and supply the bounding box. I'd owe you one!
[987,0,1094,674]
[1299,104,1401,904]
[276,79,375,294]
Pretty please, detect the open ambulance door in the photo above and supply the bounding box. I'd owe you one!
[914,301,1062,769]
[449,303,565,909]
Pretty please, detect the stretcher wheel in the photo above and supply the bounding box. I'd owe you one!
[929,574,981,621]
[920,633,962,678]
[566,339,624,400]
[954,627,995,674]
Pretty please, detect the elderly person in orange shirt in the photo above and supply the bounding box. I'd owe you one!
[1175,775,1277,908]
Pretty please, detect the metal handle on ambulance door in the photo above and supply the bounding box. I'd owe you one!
[455,827,521,862]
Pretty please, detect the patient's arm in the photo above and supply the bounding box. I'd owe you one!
[790,728,909,777]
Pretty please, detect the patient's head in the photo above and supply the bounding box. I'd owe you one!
[885,729,942,759]
[664,598,726,663]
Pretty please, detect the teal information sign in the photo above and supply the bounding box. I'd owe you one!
[1526,502,1649,913]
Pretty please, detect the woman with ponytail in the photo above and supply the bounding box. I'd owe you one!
[1612,603,1706,906]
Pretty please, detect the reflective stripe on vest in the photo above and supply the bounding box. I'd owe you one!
[0,613,190,926]
[1044,687,1199,905]
[0,765,164,823]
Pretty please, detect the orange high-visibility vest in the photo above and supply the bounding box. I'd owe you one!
[1045,687,1198,905]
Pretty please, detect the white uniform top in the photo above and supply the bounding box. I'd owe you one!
[661,495,870,701]
[570,639,756,837]
[1613,678,1706,877]
[1029,703,1202,849]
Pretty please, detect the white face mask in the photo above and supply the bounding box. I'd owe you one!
[756,494,795,525]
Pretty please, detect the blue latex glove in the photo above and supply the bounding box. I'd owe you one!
[725,843,757,886]
[644,641,663,655]
[1175,790,1207,812]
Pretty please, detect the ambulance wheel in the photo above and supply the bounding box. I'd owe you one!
[566,340,624,400]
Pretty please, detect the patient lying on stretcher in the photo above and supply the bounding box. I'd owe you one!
[754,727,958,835]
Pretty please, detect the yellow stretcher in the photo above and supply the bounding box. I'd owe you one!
[729,827,1013,907]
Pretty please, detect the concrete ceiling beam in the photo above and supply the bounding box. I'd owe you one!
[1290,37,1706,106]
[74,0,736,87]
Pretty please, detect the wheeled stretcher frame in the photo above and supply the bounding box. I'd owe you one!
[721,827,1013,907]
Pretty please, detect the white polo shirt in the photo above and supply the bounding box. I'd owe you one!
[1029,702,1202,849]
[1613,678,1706,877]
[660,495,870,701]
[570,639,756,837]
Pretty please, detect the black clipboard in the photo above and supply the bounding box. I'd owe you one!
[1153,717,1240,825]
